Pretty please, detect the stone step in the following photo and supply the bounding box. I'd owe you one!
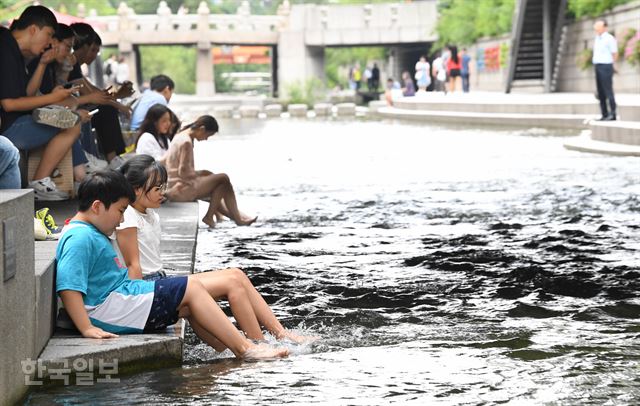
[589,120,640,146]
[375,106,590,129]
[564,133,640,156]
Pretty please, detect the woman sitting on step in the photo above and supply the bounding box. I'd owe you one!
[162,114,256,228]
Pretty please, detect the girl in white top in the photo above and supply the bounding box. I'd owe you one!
[115,155,314,344]
[135,104,175,161]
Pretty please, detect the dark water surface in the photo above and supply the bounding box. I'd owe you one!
[26,120,640,404]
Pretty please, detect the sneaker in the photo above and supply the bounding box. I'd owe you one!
[29,177,69,201]
[32,105,80,129]
[35,207,62,240]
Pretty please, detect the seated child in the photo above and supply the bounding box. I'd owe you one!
[56,169,288,359]
[115,154,313,343]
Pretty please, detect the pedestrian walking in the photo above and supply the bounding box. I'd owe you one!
[460,48,471,93]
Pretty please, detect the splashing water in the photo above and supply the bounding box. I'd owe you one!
[26,119,640,405]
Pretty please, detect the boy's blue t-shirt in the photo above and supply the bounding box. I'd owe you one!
[56,221,156,333]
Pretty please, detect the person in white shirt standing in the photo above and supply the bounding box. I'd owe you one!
[592,20,618,121]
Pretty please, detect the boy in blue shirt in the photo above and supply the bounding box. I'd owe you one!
[56,170,288,359]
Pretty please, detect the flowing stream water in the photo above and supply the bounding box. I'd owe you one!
[26,119,640,405]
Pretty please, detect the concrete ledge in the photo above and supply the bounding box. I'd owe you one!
[39,322,184,379]
[34,241,57,358]
[375,106,591,129]
[589,120,640,146]
[564,133,640,156]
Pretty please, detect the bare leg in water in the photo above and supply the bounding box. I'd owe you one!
[177,278,289,359]
[191,268,317,343]
[198,173,257,228]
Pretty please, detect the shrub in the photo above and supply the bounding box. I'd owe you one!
[625,32,640,65]
[283,78,325,107]
[576,48,593,70]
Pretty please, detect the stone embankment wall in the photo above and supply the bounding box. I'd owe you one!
[469,0,640,93]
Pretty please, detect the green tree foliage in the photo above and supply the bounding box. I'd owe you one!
[435,0,635,47]
[139,45,196,94]
[567,0,634,18]
[435,0,515,47]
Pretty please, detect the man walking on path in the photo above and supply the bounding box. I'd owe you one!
[592,20,618,121]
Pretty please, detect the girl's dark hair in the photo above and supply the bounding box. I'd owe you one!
[54,23,75,40]
[10,5,57,32]
[118,154,168,195]
[180,115,218,134]
[168,109,181,141]
[450,46,459,64]
[136,104,172,150]
[78,170,136,212]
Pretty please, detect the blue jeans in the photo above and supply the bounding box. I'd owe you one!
[3,114,87,166]
[0,136,21,189]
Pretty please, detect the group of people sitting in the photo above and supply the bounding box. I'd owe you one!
[0,5,255,228]
[3,6,296,360]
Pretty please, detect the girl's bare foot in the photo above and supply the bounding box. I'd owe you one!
[215,212,225,222]
[242,343,289,360]
[277,330,320,344]
[202,217,216,228]
[235,215,258,226]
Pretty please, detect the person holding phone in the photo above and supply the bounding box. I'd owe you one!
[68,22,130,164]
[27,22,94,185]
[1,6,90,199]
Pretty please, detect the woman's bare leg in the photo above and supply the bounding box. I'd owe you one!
[34,124,81,180]
[177,278,288,359]
[202,182,226,228]
[197,173,256,226]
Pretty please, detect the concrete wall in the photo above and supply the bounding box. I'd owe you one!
[467,35,511,92]
[0,190,36,406]
[557,0,640,93]
[467,1,640,93]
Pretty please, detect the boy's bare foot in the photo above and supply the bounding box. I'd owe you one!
[235,215,258,226]
[278,330,320,344]
[202,217,216,228]
[242,343,289,360]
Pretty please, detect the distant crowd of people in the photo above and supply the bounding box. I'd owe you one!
[348,62,381,92]
[384,45,472,105]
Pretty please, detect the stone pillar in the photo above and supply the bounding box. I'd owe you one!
[196,2,214,96]
[277,5,325,97]
[0,190,36,406]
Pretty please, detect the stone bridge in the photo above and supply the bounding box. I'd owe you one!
[85,0,438,96]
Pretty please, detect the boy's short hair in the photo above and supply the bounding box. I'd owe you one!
[77,170,136,212]
[150,75,175,91]
[10,5,57,32]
